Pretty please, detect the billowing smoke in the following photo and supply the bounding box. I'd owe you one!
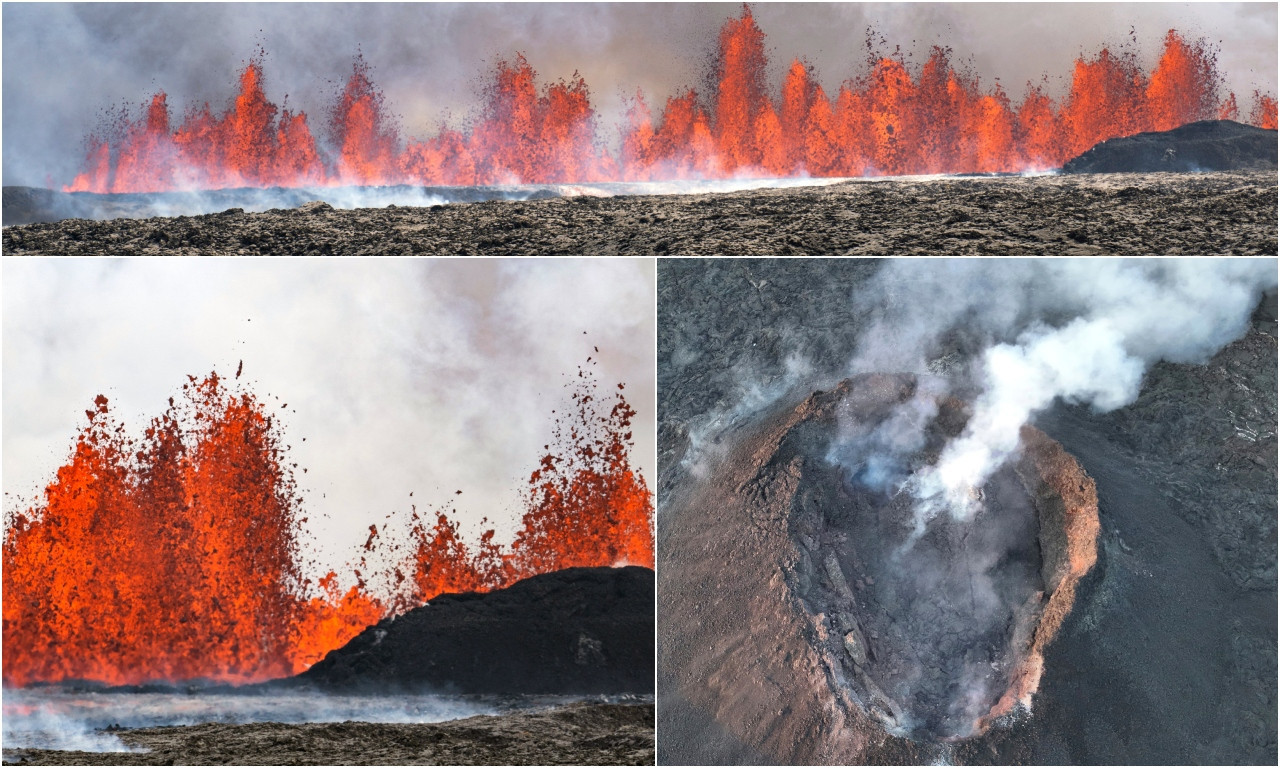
[4,3,1276,186]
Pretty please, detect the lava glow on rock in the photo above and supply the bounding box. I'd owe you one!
[65,7,1277,194]
[2,364,653,688]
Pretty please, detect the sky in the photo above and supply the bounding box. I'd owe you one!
[2,258,657,585]
[3,2,1276,187]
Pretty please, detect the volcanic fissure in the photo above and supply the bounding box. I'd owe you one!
[62,6,1277,195]
[2,359,654,688]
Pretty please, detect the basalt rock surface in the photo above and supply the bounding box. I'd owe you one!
[0,701,655,766]
[296,566,654,695]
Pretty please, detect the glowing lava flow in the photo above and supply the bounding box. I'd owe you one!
[2,363,654,687]
[65,7,1275,193]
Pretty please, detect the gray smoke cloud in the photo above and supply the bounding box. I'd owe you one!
[2,258,656,588]
[4,2,1275,187]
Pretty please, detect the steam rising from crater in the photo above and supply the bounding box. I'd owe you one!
[847,259,1276,535]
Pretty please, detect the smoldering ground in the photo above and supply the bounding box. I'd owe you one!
[2,695,656,766]
[657,258,1277,764]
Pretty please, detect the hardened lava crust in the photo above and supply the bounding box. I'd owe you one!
[3,170,1276,256]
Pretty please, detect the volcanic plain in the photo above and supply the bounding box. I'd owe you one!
[656,259,1277,764]
[3,170,1275,256]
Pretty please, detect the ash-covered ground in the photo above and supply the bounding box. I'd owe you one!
[3,171,1275,256]
[3,699,654,766]
[656,259,1277,764]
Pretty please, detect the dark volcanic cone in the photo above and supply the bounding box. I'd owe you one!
[657,374,1098,763]
[297,566,654,695]
[1061,120,1278,174]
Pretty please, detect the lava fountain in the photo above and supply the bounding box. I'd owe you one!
[64,7,1275,194]
[3,360,653,688]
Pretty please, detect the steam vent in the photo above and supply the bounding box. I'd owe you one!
[658,372,1100,762]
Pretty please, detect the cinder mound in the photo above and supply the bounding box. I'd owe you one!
[1061,120,1278,173]
[298,566,654,695]
[657,373,1098,763]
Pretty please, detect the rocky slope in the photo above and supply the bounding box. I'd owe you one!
[1061,120,1278,174]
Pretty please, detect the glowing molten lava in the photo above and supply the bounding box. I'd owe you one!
[64,7,1276,193]
[401,362,654,604]
[1,373,377,686]
[3,362,653,687]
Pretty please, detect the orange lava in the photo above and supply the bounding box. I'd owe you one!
[1250,91,1278,130]
[1,372,350,686]
[402,361,654,604]
[3,361,653,687]
[64,7,1274,193]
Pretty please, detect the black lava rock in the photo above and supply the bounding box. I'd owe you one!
[1061,120,1278,174]
[297,566,654,695]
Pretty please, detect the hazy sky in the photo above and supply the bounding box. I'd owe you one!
[3,258,657,586]
[3,2,1276,186]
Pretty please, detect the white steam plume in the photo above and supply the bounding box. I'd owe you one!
[850,259,1277,529]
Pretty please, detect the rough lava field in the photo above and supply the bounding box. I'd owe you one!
[3,701,656,766]
[655,259,1277,765]
[3,171,1275,256]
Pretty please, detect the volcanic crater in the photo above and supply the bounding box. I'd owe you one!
[776,374,1098,743]
[657,371,1101,762]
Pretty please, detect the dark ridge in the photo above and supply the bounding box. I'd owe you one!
[1061,120,1278,174]
[294,566,654,695]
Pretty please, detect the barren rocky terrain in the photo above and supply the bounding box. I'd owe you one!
[656,259,1277,764]
[4,171,1275,255]
[1,701,655,766]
